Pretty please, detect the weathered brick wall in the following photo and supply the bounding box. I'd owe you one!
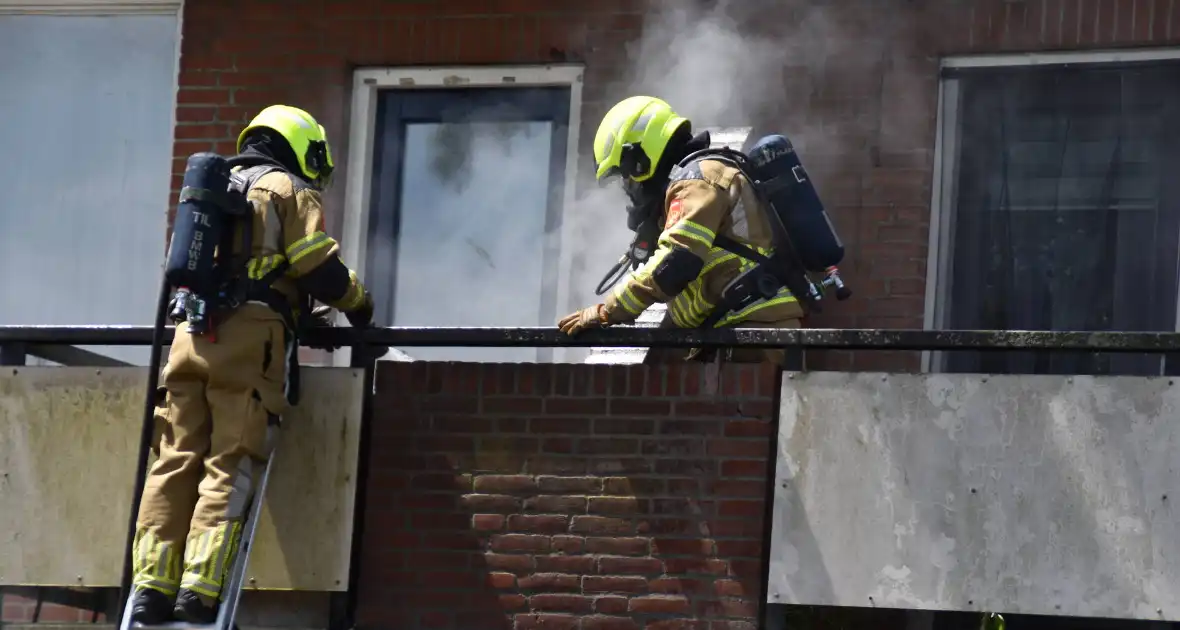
[357,361,781,630]
[0,588,108,625]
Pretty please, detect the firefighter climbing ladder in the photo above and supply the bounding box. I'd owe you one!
[118,444,278,630]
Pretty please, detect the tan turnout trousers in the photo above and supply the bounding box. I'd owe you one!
[132,303,291,601]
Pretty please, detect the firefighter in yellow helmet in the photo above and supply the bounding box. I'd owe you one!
[128,104,376,624]
[558,95,804,364]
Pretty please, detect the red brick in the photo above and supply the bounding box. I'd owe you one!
[710,480,764,498]
[461,494,522,513]
[537,555,598,573]
[519,573,581,592]
[526,495,588,513]
[652,538,715,556]
[501,594,529,611]
[516,613,579,630]
[589,496,648,516]
[585,537,649,556]
[411,512,471,530]
[537,476,603,493]
[176,106,217,123]
[706,439,765,458]
[553,535,585,553]
[571,516,635,535]
[177,88,231,105]
[508,514,570,534]
[408,551,472,570]
[473,514,506,531]
[530,594,594,613]
[594,597,630,615]
[584,615,642,630]
[583,575,649,594]
[491,534,552,553]
[594,418,656,435]
[484,553,536,575]
[421,571,482,589]
[578,438,640,455]
[720,460,767,477]
[649,621,706,630]
[422,532,481,550]
[629,595,691,615]
[545,398,608,415]
[608,399,672,415]
[598,556,664,575]
[603,478,663,495]
[484,397,544,414]
[534,418,593,434]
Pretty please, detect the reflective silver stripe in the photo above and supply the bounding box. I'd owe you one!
[285,231,333,263]
[667,220,715,247]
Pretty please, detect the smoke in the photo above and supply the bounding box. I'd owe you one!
[377,0,914,362]
[563,0,866,309]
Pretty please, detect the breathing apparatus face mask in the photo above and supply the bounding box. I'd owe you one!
[592,172,669,296]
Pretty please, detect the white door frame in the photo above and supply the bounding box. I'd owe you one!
[337,64,585,365]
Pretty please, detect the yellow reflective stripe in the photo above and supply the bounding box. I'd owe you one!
[246,254,287,280]
[181,521,243,600]
[664,220,715,248]
[714,290,798,328]
[702,250,739,274]
[611,280,646,315]
[132,529,181,595]
[285,231,335,266]
[667,292,692,327]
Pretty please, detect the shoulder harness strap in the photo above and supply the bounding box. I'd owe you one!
[667,149,773,265]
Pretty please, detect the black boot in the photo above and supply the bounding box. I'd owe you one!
[173,588,219,625]
[129,588,174,626]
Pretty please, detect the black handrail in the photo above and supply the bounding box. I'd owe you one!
[2,325,1180,352]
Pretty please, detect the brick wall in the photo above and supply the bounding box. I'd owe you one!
[357,361,781,630]
[0,588,108,625]
[170,0,1180,373]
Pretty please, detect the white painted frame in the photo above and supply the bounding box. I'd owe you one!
[0,0,181,14]
[923,47,1180,374]
[337,64,585,366]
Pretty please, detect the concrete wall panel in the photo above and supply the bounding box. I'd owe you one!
[769,371,1179,622]
[0,366,362,590]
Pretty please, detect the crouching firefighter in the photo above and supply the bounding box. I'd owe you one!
[128,104,377,625]
[558,95,850,364]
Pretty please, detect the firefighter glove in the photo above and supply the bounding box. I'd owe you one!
[558,304,610,336]
[345,291,375,328]
[302,305,339,352]
[310,305,334,328]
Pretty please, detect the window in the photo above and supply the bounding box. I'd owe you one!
[342,67,582,364]
[0,7,181,366]
[928,55,1180,376]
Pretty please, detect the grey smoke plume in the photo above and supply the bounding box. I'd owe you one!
[381,0,905,363]
[564,0,862,309]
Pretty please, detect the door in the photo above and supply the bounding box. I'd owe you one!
[365,86,571,363]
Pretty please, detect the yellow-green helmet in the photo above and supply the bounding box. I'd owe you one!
[237,104,335,187]
[592,95,689,182]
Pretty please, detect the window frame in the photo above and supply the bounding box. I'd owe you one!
[338,65,584,365]
[0,0,181,15]
[922,47,1180,374]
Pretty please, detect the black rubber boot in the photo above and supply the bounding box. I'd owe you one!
[129,588,174,626]
[173,588,219,625]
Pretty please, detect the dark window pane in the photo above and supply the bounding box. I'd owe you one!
[944,64,1180,375]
